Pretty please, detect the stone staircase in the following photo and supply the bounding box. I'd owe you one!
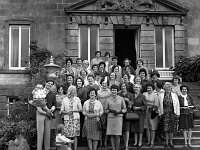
[50,118,200,150]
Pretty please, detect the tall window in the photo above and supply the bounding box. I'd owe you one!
[9,25,30,70]
[155,26,174,69]
[79,25,99,61]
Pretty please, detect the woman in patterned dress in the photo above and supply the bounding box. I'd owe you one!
[118,83,133,150]
[178,85,195,148]
[143,82,159,147]
[97,77,111,147]
[82,87,103,150]
[105,84,127,150]
[61,85,82,150]
[158,82,180,148]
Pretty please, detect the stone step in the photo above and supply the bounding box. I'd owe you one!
[50,145,200,150]
[194,120,200,125]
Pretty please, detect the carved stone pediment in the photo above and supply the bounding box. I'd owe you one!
[96,0,156,11]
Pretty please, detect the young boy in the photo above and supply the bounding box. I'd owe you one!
[56,124,74,150]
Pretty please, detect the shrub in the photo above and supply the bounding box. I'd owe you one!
[174,55,200,82]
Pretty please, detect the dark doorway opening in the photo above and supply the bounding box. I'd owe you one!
[115,28,138,69]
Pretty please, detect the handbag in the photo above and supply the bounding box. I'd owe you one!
[193,108,200,119]
[97,118,103,130]
[151,110,159,119]
[125,112,139,120]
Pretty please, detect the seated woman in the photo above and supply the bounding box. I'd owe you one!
[178,85,196,148]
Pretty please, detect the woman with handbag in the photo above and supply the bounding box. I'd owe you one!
[118,83,133,150]
[158,82,180,148]
[82,87,103,150]
[61,85,82,150]
[131,83,147,148]
[178,85,196,148]
[143,82,159,147]
[97,77,111,148]
[105,84,127,150]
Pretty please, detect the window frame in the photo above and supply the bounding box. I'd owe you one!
[155,26,174,70]
[9,25,30,70]
[7,96,20,116]
[78,25,99,62]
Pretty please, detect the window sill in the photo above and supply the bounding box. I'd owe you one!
[0,70,30,74]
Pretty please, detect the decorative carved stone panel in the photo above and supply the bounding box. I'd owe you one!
[96,0,156,11]
[124,15,131,26]
[162,16,168,25]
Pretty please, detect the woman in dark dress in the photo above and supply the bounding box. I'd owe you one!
[118,83,133,150]
[131,83,147,147]
[178,85,195,148]
[75,77,88,137]
[158,82,180,148]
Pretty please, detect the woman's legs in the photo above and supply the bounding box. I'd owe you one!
[115,135,120,150]
[111,135,115,150]
[151,130,156,145]
[124,131,129,148]
[134,133,138,145]
[183,129,188,145]
[188,129,192,146]
[104,135,108,147]
[138,133,143,146]
[165,132,169,145]
[169,132,174,145]
[87,139,93,150]
[93,140,98,150]
[146,128,150,145]
[73,137,77,150]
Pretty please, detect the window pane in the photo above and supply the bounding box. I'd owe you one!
[165,27,173,68]
[155,27,163,68]
[21,27,29,67]
[11,27,19,67]
[90,26,98,61]
[80,26,88,61]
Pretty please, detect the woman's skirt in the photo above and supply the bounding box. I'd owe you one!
[107,116,123,135]
[179,113,195,129]
[82,117,101,140]
[131,114,145,133]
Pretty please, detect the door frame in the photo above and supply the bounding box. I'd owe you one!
[114,25,141,62]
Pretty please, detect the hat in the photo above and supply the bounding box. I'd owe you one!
[150,70,160,78]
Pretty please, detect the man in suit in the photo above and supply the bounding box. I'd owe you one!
[36,79,56,150]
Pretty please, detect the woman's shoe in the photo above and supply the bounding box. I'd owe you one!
[184,144,188,148]
[137,144,143,148]
[133,143,138,147]
[147,143,151,146]
[188,144,192,148]
[169,143,174,148]
[150,144,155,147]
[164,144,169,148]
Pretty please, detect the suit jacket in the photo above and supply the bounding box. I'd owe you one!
[46,91,56,109]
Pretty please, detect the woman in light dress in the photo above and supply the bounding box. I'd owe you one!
[143,82,159,147]
[61,85,82,150]
[105,84,127,150]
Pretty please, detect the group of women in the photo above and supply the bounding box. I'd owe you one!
[52,51,196,150]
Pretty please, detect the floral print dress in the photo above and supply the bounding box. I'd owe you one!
[162,93,178,132]
[64,98,80,137]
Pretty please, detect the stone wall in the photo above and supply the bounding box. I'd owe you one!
[173,0,200,56]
